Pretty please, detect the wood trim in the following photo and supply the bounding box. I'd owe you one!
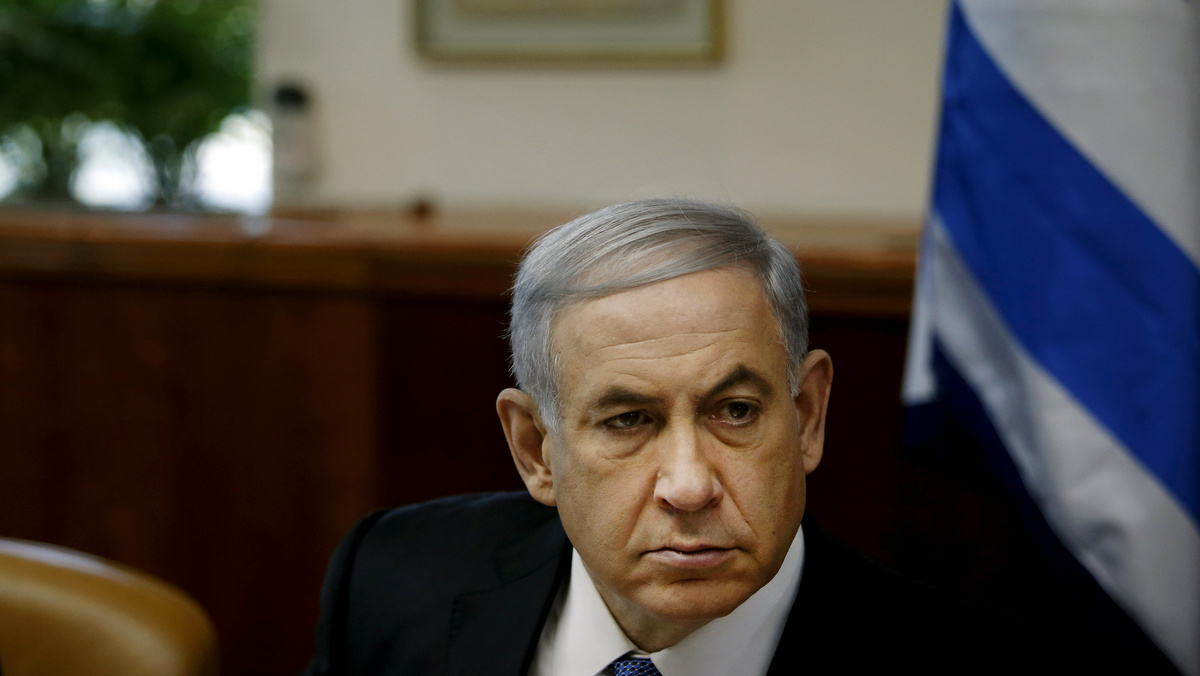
[0,207,918,315]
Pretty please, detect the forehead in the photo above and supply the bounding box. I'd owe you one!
[550,267,786,403]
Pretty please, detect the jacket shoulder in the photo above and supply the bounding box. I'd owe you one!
[358,492,562,577]
[304,492,564,676]
[772,524,1003,674]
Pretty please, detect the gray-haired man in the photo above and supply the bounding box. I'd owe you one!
[304,199,990,676]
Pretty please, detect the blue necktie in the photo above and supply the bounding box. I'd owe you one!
[610,655,662,676]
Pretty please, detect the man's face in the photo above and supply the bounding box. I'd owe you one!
[541,266,828,645]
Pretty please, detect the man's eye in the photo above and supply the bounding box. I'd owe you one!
[717,402,758,423]
[607,411,646,429]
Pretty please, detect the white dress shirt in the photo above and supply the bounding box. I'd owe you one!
[528,526,805,676]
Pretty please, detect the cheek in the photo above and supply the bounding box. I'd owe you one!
[552,445,648,557]
[722,438,806,534]
[769,450,807,518]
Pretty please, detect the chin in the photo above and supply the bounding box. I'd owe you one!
[641,579,756,623]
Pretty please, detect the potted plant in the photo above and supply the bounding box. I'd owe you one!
[0,0,254,209]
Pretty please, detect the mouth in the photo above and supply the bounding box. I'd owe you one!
[645,545,736,569]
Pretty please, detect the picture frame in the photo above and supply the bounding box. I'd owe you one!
[414,0,724,66]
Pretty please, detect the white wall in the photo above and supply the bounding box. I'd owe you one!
[258,0,949,220]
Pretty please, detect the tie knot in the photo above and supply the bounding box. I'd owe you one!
[610,655,662,676]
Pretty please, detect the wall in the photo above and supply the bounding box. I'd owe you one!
[257,0,949,219]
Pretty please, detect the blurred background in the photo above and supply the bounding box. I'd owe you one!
[0,0,264,212]
[2,2,1050,675]
[1,0,946,217]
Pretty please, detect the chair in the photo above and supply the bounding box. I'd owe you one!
[0,538,218,676]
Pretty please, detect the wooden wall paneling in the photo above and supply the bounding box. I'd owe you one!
[168,287,381,673]
[802,315,912,562]
[376,294,527,508]
[0,278,382,676]
[0,281,70,539]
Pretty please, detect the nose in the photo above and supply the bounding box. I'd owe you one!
[653,424,723,513]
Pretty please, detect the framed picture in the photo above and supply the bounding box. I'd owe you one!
[414,0,724,65]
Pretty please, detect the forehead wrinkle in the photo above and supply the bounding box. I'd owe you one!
[586,327,752,361]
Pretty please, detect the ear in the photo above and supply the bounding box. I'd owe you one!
[793,349,833,475]
[496,388,557,506]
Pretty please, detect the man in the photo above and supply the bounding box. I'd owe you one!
[304,199,992,675]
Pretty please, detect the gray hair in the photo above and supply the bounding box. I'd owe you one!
[508,198,809,429]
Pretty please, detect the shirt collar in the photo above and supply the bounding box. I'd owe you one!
[534,525,806,676]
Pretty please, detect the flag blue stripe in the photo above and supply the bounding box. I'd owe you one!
[934,3,1200,521]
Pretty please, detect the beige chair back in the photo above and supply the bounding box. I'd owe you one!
[0,538,218,676]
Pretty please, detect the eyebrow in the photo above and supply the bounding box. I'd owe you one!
[590,365,775,412]
[593,388,664,411]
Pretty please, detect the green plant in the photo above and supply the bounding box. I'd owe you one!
[0,0,254,208]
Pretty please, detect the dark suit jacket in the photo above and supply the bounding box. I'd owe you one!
[304,492,1002,675]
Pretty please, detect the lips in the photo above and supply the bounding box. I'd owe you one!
[645,545,736,569]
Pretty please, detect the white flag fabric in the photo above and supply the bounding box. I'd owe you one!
[904,1,1200,673]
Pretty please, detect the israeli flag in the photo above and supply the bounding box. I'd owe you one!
[903,1,1199,673]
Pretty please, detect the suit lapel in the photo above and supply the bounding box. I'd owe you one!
[444,513,570,676]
